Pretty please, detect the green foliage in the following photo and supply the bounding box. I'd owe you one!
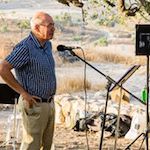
[12,11,16,14]
[56,0,150,25]
[17,19,30,29]
[54,13,72,26]
[95,18,116,27]
[94,37,108,46]
[90,12,98,20]
[89,0,101,6]
[117,16,125,25]
[84,0,118,27]
[61,12,71,22]
[144,1,150,14]
[0,24,8,33]
[72,35,82,41]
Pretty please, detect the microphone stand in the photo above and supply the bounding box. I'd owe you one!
[68,50,145,150]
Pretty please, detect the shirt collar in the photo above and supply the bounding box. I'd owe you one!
[30,32,48,49]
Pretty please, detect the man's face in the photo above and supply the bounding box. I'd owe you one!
[37,16,55,40]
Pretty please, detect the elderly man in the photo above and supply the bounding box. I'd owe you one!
[0,12,56,150]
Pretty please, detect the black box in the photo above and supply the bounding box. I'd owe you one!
[136,24,150,55]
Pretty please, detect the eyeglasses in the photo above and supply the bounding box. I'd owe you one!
[39,23,54,28]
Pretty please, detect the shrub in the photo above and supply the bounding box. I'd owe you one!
[94,37,108,46]
[0,24,8,33]
[54,13,72,26]
[72,35,82,41]
[17,19,30,29]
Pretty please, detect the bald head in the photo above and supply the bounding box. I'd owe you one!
[30,11,53,30]
[30,11,55,43]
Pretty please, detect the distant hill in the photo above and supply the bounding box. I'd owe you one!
[0,0,81,19]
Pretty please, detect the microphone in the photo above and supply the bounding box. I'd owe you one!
[57,45,81,52]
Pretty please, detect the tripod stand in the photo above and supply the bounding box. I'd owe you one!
[67,50,144,150]
[0,83,20,150]
[125,55,150,150]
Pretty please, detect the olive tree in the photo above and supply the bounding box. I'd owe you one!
[56,0,150,18]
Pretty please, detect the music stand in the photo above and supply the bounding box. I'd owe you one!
[0,83,20,150]
[109,65,141,92]
[109,64,141,105]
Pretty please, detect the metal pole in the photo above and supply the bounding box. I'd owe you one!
[146,55,149,150]
[99,81,111,150]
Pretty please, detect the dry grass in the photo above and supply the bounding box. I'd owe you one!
[56,74,107,94]
[91,82,106,91]
[74,45,147,66]
[56,76,91,94]
[0,31,27,59]
[0,38,15,59]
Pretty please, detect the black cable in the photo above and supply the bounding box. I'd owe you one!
[80,47,90,150]
[81,7,85,22]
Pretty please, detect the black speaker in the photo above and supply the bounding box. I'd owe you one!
[136,24,150,55]
[0,84,19,104]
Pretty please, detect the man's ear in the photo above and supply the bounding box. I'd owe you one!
[34,24,39,32]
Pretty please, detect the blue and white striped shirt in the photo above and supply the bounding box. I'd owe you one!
[6,32,56,99]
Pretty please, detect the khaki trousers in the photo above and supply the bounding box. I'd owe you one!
[18,96,55,150]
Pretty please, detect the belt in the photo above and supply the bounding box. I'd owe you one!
[35,96,54,103]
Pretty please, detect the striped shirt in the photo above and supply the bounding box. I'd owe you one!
[6,32,56,99]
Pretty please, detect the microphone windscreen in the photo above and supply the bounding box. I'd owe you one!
[57,45,65,51]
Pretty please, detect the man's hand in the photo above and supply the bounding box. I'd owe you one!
[21,92,41,108]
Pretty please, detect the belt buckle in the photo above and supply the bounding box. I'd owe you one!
[35,98,42,103]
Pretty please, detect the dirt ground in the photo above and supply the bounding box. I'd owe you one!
[53,125,146,150]
[0,108,146,150]
[0,124,146,150]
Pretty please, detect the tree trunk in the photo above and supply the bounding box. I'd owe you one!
[117,0,125,13]
[139,0,146,6]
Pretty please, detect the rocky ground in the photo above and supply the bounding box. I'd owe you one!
[0,105,146,150]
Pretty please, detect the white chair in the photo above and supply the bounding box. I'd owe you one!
[0,83,20,150]
[5,107,22,143]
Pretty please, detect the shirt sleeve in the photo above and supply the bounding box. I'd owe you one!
[5,44,29,69]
